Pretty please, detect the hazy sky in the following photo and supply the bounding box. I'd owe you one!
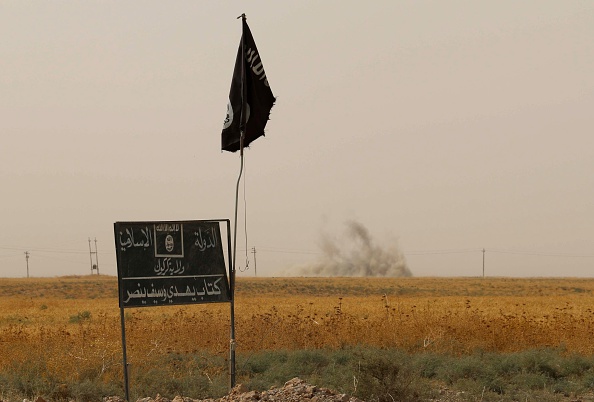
[1,1,593,278]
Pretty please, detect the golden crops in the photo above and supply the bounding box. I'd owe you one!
[1,276,593,384]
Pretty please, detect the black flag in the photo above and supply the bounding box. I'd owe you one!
[222,17,275,153]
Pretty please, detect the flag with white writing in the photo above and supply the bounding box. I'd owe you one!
[222,18,275,152]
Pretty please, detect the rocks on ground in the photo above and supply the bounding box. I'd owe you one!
[103,378,363,402]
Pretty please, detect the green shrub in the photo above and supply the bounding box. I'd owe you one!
[70,379,121,402]
[288,349,330,373]
[239,350,288,375]
[561,354,592,376]
[519,349,562,379]
[69,310,92,324]
[3,347,594,402]
[436,354,492,384]
[354,349,424,402]
[415,353,445,379]
[582,372,594,389]
[510,372,548,391]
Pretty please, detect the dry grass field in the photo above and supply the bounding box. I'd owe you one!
[1,275,593,400]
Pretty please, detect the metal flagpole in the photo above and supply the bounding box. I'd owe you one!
[229,138,242,389]
[229,12,247,389]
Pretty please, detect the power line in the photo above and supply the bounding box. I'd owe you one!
[0,253,23,260]
[22,253,87,264]
[406,248,482,256]
[488,249,594,258]
[1,243,593,262]
[405,248,594,258]
[0,245,87,254]
[255,247,321,255]
[0,245,112,255]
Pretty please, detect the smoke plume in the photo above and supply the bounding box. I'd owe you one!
[300,220,412,277]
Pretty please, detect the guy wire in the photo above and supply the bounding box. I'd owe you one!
[238,158,250,272]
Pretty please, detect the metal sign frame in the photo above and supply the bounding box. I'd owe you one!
[114,219,234,401]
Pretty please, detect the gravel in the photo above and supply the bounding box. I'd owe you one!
[103,378,364,402]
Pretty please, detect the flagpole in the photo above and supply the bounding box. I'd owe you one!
[230,140,242,389]
[229,145,241,389]
[229,12,247,390]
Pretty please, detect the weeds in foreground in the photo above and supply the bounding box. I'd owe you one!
[2,276,594,401]
[4,346,593,402]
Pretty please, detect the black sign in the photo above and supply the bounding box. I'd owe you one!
[114,220,231,308]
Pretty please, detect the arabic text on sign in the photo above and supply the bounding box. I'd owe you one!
[118,227,153,251]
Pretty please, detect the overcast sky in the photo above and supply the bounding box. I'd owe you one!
[1,1,593,278]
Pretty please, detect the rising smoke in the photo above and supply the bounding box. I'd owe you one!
[299,220,412,277]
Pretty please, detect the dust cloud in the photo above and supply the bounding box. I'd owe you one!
[299,220,412,277]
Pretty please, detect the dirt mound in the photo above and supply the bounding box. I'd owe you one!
[103,378,364,402]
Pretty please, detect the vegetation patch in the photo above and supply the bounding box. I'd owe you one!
[1,276,594,401]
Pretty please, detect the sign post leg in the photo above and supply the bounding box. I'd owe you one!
[120,307,130,402]
[230,308,236,388]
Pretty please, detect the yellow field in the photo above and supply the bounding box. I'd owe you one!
[1,275,593,384]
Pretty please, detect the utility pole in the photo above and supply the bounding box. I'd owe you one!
[94,238,100,275]
[24,251,30,278]
[251,247,257,277]
[482,248,485,278]
[89,238,99,275]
